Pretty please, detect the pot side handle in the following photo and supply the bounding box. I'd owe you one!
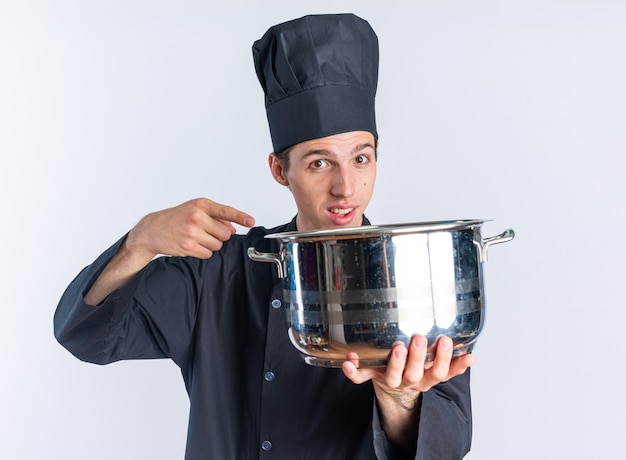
[247,247,285,278]
[476,229,515,263]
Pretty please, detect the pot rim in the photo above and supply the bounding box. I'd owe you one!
[264,219,490,242]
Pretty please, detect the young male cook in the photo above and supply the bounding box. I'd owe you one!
[55,14,474,459]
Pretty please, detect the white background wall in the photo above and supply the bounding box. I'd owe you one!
[1,1,624,458]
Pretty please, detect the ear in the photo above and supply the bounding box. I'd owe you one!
[268,153,289,186]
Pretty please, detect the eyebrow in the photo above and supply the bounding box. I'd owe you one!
[301,143,376,160]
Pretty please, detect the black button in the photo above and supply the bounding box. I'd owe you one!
[261,440,272,451]
[271,299,282,309]
[264,371,275,382]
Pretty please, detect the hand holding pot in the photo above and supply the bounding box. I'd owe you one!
[342,335,475,391]
[341,335,475,454]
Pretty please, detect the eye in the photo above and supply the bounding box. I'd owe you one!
[310,159,328,169]
[355,154,369,164]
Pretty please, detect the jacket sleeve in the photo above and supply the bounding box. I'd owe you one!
[54,236,130,364]
[372,370,472,460]
[53,235,201,367]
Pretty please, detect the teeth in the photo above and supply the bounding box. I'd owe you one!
[331,208,353,215]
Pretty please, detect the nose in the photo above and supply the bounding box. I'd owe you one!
[330,165,355,198]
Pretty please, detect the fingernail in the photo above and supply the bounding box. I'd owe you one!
[441,337,452,351]
[394,348,406,361]
[244,217,254,227]
[414,337,426,350]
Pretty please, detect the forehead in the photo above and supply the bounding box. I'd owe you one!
[290,131,376,157]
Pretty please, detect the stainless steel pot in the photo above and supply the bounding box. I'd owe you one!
[248,220,514,368]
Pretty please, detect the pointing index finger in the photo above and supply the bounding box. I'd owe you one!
[211,201,255,228]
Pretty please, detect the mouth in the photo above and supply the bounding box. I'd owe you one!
[326,206,358,226]
[330,207,354,216]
